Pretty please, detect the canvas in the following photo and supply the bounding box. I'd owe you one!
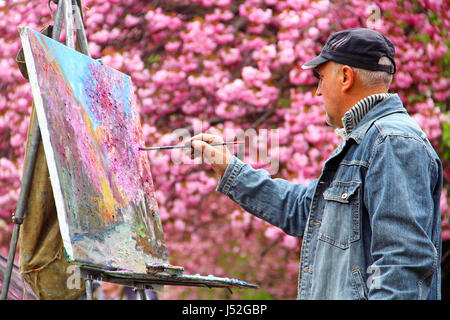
[19,26,169,272]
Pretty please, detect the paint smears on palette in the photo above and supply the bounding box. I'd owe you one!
[19,26,169,272]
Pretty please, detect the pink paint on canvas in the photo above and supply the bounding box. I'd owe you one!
[21,27,169,272]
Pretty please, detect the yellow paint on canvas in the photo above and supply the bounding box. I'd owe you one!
[98,177,119,222]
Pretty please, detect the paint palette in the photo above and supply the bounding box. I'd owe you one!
[19,26,257,291]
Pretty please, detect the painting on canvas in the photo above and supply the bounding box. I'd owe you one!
[19,27,169,272]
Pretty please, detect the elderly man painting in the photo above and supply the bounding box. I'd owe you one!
[190,28,443,300]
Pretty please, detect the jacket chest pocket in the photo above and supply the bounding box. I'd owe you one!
[318,181,361,249]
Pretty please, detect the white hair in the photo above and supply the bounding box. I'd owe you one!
[333,56,394,89]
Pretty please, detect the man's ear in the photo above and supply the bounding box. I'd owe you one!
[341,65,354,92]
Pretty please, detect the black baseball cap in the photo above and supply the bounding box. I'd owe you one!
[302,28,396,74]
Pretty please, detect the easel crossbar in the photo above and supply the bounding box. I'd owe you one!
[79,266,258,292]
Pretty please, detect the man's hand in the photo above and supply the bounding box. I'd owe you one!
[190,133,233,176]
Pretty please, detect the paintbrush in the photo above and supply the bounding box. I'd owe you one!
[139,141,244,151]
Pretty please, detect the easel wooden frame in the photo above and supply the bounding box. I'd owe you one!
[1,0,257,300]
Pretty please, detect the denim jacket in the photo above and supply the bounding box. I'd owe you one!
[216,94,443,300]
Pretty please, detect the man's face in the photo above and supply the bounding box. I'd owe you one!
[314,62,342,128]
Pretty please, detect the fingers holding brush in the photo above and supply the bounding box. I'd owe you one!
[190,134,233,176]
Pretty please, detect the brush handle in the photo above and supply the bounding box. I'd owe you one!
[139,141,244,151]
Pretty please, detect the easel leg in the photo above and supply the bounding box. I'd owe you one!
[0,123,41,300]
[0,224,21,299]
[85,278,94,300]
[136,288,147,300]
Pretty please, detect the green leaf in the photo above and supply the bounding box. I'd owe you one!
[428,11,442,26]
[408,94,426,105]
[439,50,450,77]
[277,98,291,107]
[239,289,274,300]
[415,33,430,43]
[146,54,160,67]
[441,122,450,160]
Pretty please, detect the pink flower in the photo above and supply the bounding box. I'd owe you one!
[308,27,320,39]
[443,230,450,241]
[394,71,413,89]
[278,47,295,64]
[317,17,330,30]
[279,10,301,28]
[289,67,317,86]
[174,219,186,232]
[216,79,246,102]
[124,14,141,28]
[264,226,283,240]
[247,7,273,24]
[242,66,271,85]
[281,235,298,249]
[220,48,242,65]
[165,41,181,52]
[215,102,246,119]
[216,0,232,7]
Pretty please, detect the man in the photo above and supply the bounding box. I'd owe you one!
[190,28,443,299]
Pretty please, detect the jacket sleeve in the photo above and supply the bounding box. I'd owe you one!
[364,134,440,299]
[216,156,317,238]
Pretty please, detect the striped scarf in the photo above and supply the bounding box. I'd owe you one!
[335,93,393,140]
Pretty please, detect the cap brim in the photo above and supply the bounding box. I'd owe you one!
[301,55,328,70]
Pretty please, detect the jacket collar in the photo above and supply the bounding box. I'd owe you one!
[347,94,407,144]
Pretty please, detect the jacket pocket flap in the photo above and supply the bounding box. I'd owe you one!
[323,181,361,203]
